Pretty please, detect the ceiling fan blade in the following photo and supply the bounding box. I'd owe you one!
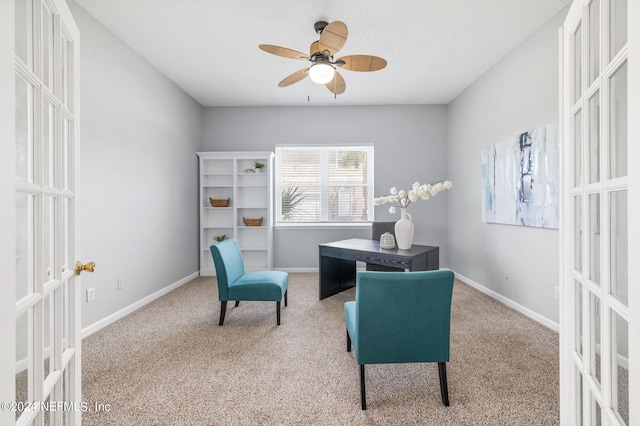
[325,71,346,95]
[278,68,309,87]
[319,21,348,56]
[337,55,387,72]
[259,44,310,60]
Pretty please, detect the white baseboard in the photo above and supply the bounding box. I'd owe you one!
[454,272,559,332]
[81,271,199,339]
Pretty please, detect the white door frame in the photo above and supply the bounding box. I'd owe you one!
[1,1,18,425]
[626,0,639,423]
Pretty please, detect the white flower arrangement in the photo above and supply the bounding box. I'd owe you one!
[374,180,453,214]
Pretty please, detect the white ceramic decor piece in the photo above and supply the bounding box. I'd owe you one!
[380,232,396,249]
[394,208,414,249]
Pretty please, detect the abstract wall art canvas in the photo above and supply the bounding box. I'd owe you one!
[481,122,559,229]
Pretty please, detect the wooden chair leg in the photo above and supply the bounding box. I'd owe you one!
[234,301,240,307]
[284,290,288,306]
[360,364,367,410]
[218,301,227,326]
[276,301,281,325]
[346,329,352,352]
[438,362,450,406]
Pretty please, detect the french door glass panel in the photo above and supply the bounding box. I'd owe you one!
[609,190,628,305]
[41,1,54,90]
[574,109,583,187]
[43,195,56,282]
[575,280,584,356]
[15,0,31,68]
[609,61,627,179]
[16,192,34,302]
[589,193,601,286]
[574,195,583,273]
[590,292,602,386]
[611,310,629,424]
[15,309,30,421]
[573,23,583,104]
[577,367,584,423]
[588,0,600,84]
[62,280,70,350]
[609,0,627,61]
[62,116,71,191]
[61,32,72,109]
[62,197,71,271]
[16,74,33,183]
[42,99,55,188]
[44,293,52,376]
[588,91,600,184]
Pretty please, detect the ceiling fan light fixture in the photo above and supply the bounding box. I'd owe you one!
[308,62,335,84]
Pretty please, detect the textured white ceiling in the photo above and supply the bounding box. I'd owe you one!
[72,0,570,107]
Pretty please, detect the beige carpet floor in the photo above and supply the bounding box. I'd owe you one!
[81,273,559,425]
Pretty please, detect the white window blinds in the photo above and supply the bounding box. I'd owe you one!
[276,146,374,224]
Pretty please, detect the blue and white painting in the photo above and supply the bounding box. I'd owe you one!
[481,122,559,229]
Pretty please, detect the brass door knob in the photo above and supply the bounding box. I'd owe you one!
[75,261,96,276]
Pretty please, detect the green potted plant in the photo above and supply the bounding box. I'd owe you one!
[281,186,305,221]
[253,160,265,173]
[213,234,228,243]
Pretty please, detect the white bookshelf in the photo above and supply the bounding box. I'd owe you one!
[197,151,274,275]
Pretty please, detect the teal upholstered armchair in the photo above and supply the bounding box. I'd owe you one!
[210,239,288,326]
[344,270,455,410]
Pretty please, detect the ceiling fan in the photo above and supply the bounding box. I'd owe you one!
[259,20,387,96]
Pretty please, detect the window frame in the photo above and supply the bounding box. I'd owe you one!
[275,145,375,227]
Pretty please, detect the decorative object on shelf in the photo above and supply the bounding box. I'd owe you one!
[379,232,395,249]
[243,217,264,227]
[374,180,453,250]
[253,160,265,173]
[213,234,228,243]
[243,168,255,173]
[210,197,230,207]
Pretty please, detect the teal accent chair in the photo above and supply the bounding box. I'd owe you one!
[344,270,455,410]
[210,239,288,326]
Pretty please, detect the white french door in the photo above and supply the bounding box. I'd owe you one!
[12,0,84,424]
[560,0,637,424]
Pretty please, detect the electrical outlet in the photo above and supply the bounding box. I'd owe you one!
[86,288,95,302]
[554,287,560,300]
[117,278,124,290]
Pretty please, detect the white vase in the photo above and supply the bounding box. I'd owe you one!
[395,208,414,249]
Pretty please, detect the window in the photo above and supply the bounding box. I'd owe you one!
[275,145,374,225]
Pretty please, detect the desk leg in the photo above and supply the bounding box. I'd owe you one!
[319,255,356,300]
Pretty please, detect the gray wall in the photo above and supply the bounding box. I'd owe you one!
[202,105,450,269]
[446,7,568,325]
[69,2,204,328]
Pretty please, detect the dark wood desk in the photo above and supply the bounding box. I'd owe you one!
[318,238,439,299]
